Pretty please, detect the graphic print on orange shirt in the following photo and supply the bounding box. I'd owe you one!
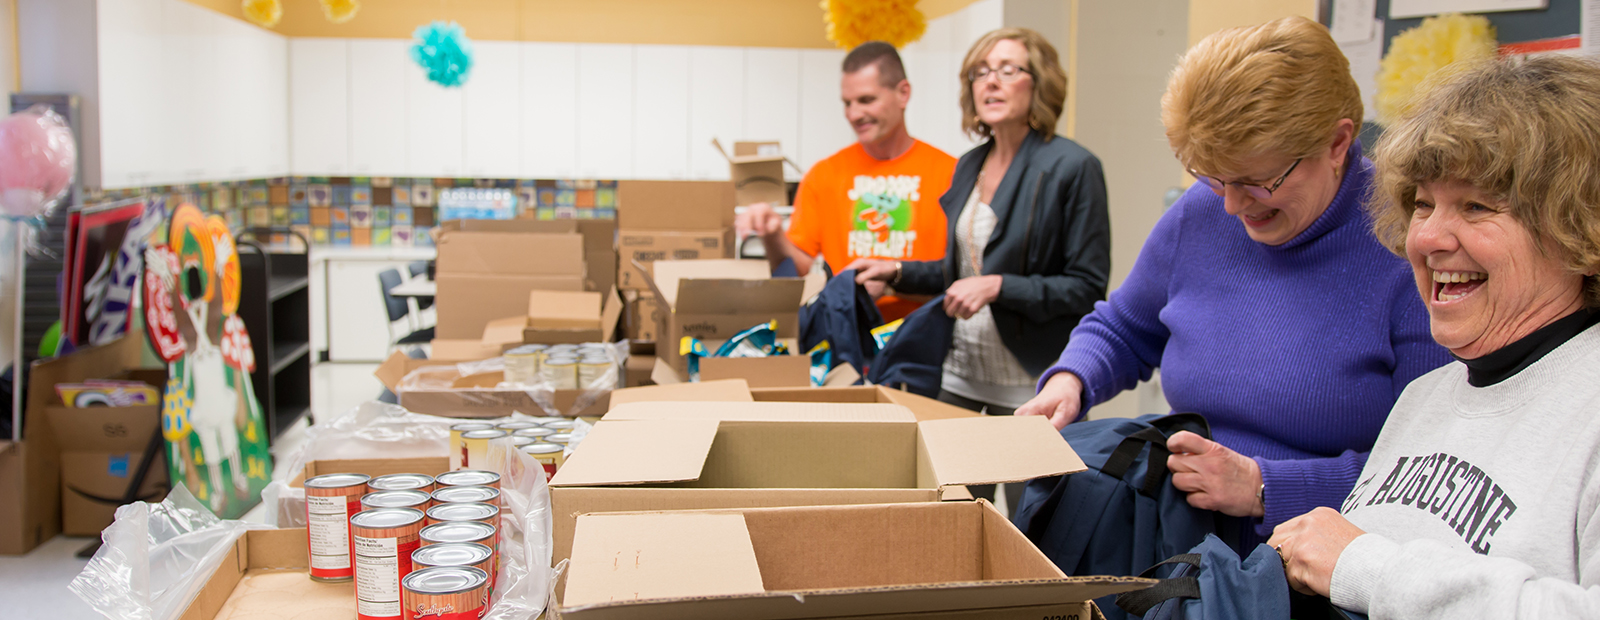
[849,174,924,260]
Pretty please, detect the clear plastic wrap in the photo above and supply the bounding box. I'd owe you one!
[482,433,555,620]
[396,347,624,417]
[69,484,268,620]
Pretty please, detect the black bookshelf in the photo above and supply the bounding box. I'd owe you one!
[235,229,311,442]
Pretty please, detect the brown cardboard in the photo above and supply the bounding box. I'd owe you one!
[373,352,609,418]
[557,501,1151,620]
[434,273,585,339]
[644,259,805,373]
[548,401,1083,563]
[615,230,733,291]
[522,289,613,344]
[622,291,661,342]
[445,218,618,292]
[712,139,791,207]
[174,528,354,620]
[429,339,504,361]
[434,231,585,277]
[624,355,654,388]
[44,370,170,535]
[294,456,450,487]
[607,380,754,407]
[649,355,810,389]
[616,181,735,231]
[753,385,983,422]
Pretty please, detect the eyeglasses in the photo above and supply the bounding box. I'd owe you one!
[968,63,1031,84]
[1188,159,1301,201]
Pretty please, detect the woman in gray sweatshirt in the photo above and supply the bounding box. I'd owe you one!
[1267,54,1600,618]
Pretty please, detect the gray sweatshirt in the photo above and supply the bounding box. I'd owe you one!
[1329,324,1600,618]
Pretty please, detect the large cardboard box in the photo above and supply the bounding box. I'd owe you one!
[642,259,805,376]
[375,352,610,418]
[44,369,169,535]
[557,501,1148,620]
[480,290,623,351]
[649,356,811,389]
[712,139,793,206]
[441,218,618,293]
[547,400,1083,563]
[621,290,660,342]
[435,274,586,340]
[615,181,736,291]
[433,226,588,339]
[2,335,149,554]
[173,528,334,620]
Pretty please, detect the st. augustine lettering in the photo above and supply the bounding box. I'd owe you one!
[1345,452,1518,554]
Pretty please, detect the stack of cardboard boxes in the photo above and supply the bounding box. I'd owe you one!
[614,181,737,341]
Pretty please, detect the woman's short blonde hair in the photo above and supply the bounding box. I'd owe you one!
[1163,16,1363,177]
[960,28,1067,141]
[1370,54,1600,306]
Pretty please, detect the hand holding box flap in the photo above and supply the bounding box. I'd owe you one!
[601,401,914,423]
[564,513,766,609]
[920,416,1087,487]
[550,419,719,487]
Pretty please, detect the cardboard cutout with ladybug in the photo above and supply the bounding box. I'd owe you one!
[143,203,271,518]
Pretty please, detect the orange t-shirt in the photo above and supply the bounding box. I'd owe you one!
[787,140,956,321]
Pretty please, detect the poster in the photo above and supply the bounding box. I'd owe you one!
[143,203,272,518]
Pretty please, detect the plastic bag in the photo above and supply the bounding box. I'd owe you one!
[70,484,268,620]
[397,346,624,417]
[480,433,555,620]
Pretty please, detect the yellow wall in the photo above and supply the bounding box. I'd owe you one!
[184,0,984,48]
[1188,0,1315,45]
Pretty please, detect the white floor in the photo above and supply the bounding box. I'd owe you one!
[0,362,381,620]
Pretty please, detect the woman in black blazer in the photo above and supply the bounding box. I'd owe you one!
[850,27,1110,498]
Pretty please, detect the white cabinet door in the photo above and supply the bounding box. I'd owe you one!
[213,14,252,180]
[521,42,578,179]
[290,38,351,176]
[95,0,164,188]
[463,41,522,178]
[326,259,409,362]
[631,45,690,180]
[688,46,744,180]
[406,54,466,177]
[575,44,634,179]
[348,39,409,177]
[169,0,219,184]
[252,28,291,178]
[743,48,801,180]
[797,49,854,174]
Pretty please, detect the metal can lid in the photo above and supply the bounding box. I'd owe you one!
[435,470,501,487]
[544,357,577,366]
[540,419,576,430]
[431,485,500,504]
[401,566,488,595]
[578,355,612,363]
[426,502,499,522]
[304,473,372,489]
[512,427,555,439]
[520,442,563,455]
[449,422,495,432]
[510,436,536,447]
[459,429,508,440]
[495,421,541,431]
[419,520,496,544]
[546,432,575,444]
[505,344,547,355]
[350,507,425,529]
[361,490,432,509]
[547,344,579,350]
[411,542,494,569]
[368,473,435,491]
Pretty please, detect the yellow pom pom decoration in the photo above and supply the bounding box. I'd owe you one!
[1375,13,1496,126]
[321,0,360,24]
[821,0,926,49]
[241,0,282,28]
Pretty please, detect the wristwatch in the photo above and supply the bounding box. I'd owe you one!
[1257,483,1266,512]
[891,261,903,286]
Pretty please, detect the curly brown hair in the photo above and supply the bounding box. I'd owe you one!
[959,28,1067,142]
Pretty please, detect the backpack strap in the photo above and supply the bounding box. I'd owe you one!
[1104,413,1213,497]
[1115,553,1204,617]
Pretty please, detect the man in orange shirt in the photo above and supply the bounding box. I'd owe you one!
[740,41,956,321]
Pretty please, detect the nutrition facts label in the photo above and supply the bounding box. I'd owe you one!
[355,535,401,618]
[307,495,352,570]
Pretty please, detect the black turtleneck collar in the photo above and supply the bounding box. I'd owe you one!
[1456,308,1600,387]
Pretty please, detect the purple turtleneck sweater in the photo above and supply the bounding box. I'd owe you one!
[1042,142,1451,536]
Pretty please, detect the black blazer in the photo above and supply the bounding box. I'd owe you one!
[897,129,1111,376]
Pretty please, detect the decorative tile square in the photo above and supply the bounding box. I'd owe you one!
[311,207,332,227]
[290,184,309,208]
[213,187,233,211]
[517,187,536,206]
[371,177,393,188]
[372,206,392,227]
[332,184,352,206]
[574,179,598,190]
[392,185,411,205]
[248,186,269,205]
[352,228,372,247]
[331,206,350,226]
[537,187,557,207]
[535,207,556,220]
[372,187,392,206]
[576,209,596,220]
[391,224,414,247]
[248,207,272,227]
[290,207,311,225]
[224,210,243,229]
[555,179,576,190]
[373,227,392,247]
[350,204,372,228]
[332,228,352,247]
[392,206,413,225]
[555,189,576,207]
[351,184,372,206]
[413,206,435,227]
[594,207,616,219]
[291,225,312,243]
[309,184,332,207]
[269,185,289,206]
[412,184,435,207]
[555,206,578,219]
[415,228,434,247]
[271,207,291,226]
[575,189,595,208]
[312,226,331,245]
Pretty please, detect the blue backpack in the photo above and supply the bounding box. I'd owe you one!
[1114,535,1289,620]
[1013,413,1227,620]
[865,293,953,398]
[797,269,883,378]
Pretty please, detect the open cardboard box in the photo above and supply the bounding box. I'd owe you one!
[547,400,1084,563]
[448,218,619,293]
[481,289,624,351]
[712,139,795,206]
[642,259,805,381]
[43,368,170,535]
[614,181,735,291]
[556,501,1149,620]
[289,456,449,488]
[375,353,610,418]
[173,528,352,620]
[433,225,588,339]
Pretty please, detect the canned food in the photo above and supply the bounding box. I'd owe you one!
[350,507,426,620]
[434,470,501,492]
[494,420,541,432]
[503,345,545,387]
[540,419,576,432]
[431,485,501,507]
[304,472,372,582]
[449,423,494,470]
[520,442,565,481]
[402,565,489,620]
[458,429,507,471]
[410,543,495,601]
[510,435,536,449]
[419,521,499,591]
[368,473,435,495]
[545,432,575,445]
[425,502,501,532]
[542,356,578,390]
[362,489,433,512]
[577,356,612,390]
[511,426,556,441]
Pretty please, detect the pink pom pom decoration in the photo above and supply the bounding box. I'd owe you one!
[0,105,77,219]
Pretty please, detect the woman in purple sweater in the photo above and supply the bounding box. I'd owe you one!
[1015,16,1451,540]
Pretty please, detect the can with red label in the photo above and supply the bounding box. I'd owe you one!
[368,473,436,495]
[362,489,433,512]
[434,470,501,494]
[419,521,498,587]
[401,566,489,620]
[495,420,541,433]
[351,507,426,620]
[519,442,565,482]
[411,542,495,599]
[304,473,372,582]
[458,430,507,471]
[425,502,500,532]
[430,485,500,507]
[449,423,494,470]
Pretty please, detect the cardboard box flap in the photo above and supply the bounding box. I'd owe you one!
[549,419,719,487]
[435,231,585,275]
[875,387,981,421]
[482,316,531,347]
[607,380,754,407]
[675,279,805,316]
[921,416,1086,487]
[601,287,623,343]
[528,290,604,328]
[564,513,767,608]
[431,339,504,362]
[602,401,914,423]
[650,259,773,308]
[616,181,735,230]
[713,138,786,164]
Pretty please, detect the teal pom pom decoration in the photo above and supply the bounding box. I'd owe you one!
[410,21,473,87]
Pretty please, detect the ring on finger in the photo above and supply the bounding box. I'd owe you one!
[1274,543,1289,571]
